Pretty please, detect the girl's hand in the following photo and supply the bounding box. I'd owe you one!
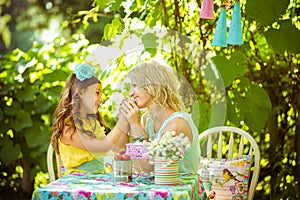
[119,98,140,125]
[119,98,146,139]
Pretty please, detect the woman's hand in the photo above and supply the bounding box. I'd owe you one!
[132,158,154,173]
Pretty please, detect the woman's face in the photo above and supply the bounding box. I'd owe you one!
[130,82,153,109]
[80,83,103,114]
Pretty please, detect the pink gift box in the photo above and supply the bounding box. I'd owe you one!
[126,143,149,159]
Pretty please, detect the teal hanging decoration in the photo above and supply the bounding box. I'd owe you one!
[227,2,243,45]
[212,7,227,47]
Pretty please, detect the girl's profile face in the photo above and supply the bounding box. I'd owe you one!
[80,83,102,114]
[130,82,153,109]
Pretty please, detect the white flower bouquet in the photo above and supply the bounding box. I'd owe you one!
[144,131,191,163]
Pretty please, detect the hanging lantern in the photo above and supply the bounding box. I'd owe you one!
[227,2,243,45]
[200,0,215,19]
[212,7,227,47]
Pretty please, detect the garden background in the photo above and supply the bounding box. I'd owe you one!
[0,0,299,199]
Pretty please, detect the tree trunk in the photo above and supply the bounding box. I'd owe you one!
[21,158,33,196]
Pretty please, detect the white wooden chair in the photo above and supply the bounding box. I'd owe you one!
[199,126,260,200]
[47,143,62,182]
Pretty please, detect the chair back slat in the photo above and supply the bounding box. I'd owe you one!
[217,132,222,159]
[207,134,212,160]
[228,132,234,160]
[238,135,244,158]
[198,126,261,200]
[47,144,55,182]
[249,146,253,159]
[47,143,62,182]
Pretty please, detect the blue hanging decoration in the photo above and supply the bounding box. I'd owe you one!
[212,7,227,47]
[227,2,243,45]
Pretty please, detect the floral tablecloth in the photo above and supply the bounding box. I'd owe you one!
[32,172,201,200]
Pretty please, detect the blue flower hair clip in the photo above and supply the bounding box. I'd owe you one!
[74,63,95,81]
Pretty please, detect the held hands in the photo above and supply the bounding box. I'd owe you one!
[119,98,140,125]
[118,98,145,139]
[116,98,139,134]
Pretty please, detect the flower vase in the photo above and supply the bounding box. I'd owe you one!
[154,157,179,185]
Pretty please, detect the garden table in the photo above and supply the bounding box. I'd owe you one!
[31,172,201,199]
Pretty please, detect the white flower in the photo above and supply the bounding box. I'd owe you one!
[145,131,191,162]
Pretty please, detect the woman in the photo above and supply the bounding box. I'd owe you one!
[51,63,129,175]
[119,60,200,174]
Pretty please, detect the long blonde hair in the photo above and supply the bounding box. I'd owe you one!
[128,60,184,111]
[51,73,110,154]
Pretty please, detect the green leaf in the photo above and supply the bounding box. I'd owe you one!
[245,0,289,25]
[227,79,272,131]
[46,85,64,99]
[240,83,271,131]
[141,32,159,49]
[244,85,272,131]
[191,100,210,133]
[103,16,123,40]
[109,0,123,12]
[0,14,12,47]
[4,101,21,116]
[43,70,69,82]
[246,84,272,110]
[33,94,53,114]
[15,87,38,102]
[0,82,15,96]
[210,100,227,127]
[24,124,50,148]
[95,0,109,9]
[212,52,248,87]
[212,56,234,87]
[230,52,248,76]
[14,110,33,131]
[227,94,241,125]
[0,136,21,166]
[265,20,300,54]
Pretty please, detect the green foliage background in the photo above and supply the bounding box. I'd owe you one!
[0,0,299,199]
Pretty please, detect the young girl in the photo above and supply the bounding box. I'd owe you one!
[119,60,200,174]
[51,63,129,175]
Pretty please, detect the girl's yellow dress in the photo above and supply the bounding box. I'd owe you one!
[58,118,108,175]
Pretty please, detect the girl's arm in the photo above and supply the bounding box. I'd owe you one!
[61,118,129,153]
[79,124,129,153]
[119,99,149,139]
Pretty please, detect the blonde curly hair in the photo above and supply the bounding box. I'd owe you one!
[127,60,184,111]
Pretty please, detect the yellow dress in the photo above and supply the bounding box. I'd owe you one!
[59,118,108,175]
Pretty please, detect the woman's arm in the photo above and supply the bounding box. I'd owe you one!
[162,118,193,142]
[131,117,193,173]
